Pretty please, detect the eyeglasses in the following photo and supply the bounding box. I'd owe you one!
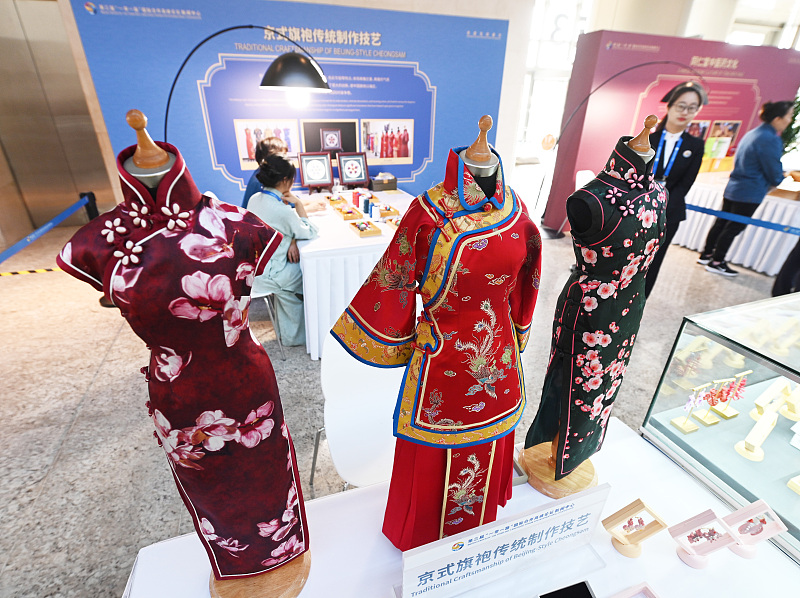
[673,103,700,114]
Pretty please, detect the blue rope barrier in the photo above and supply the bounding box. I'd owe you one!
[686,203,800,236]
[0,195,90,265]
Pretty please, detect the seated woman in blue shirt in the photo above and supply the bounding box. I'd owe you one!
[699,101,794,277]
[248,154,319,346]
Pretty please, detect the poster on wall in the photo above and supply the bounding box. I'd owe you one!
[66,0,508,205]
[542,30,800,230]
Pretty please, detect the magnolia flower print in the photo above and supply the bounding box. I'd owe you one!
[239,401,275,448]
[261,535,305,568]
[236,262,255,286]
[222,296,250,347]
[189,410,240,451]
[169,271,233,322]
[179,209,234,263]
[153,346,192,382]
[111,266,142,308]
[200,518,249,557]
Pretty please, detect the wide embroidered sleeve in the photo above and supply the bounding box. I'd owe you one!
[509,202,542,353]
[330,198,431,367]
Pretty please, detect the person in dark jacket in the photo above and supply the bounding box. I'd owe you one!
[644,81,707,297]
[699,101,794,277]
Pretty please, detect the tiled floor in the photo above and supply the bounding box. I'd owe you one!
[0,221,774,597]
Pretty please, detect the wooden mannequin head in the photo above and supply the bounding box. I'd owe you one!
[126,109,170,170]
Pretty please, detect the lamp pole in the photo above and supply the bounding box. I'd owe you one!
[164,24,328,141]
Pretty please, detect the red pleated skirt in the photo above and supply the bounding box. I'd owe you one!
[382,433,516,551]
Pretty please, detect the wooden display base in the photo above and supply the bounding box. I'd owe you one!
[519,443,597,499]
[691,409,720,426]
[788,475,800,495]
[676,546,708,569]
[333,205,362,221]
[734,440,765,462]
[670,416,698,434]
[711,404,738,419]
[611,536,642,558]
[209,552,311,598]
[349,221,382,237]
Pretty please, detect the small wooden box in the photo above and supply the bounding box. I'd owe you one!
[334,205,363,220]
[385,217,401,230]
[349,220,382,237]
[378,206,400,218]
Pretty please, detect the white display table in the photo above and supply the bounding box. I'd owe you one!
[297,189,414,360]
[122,419,800,597]
[673,182,800,275]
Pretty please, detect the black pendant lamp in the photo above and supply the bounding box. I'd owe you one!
[165,24,330,140]
[260,52,330,92]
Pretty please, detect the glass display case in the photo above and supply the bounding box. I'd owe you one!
[641,294,800,564]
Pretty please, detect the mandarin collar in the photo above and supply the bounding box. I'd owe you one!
[601,136,654,181]
[443,146,506,212]
[117,141,202,213]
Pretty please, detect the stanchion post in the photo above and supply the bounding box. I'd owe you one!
[81,192,99,220]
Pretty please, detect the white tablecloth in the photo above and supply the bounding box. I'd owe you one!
[673,182,800,275]
[122,418,800,598]
[298,190,414,360]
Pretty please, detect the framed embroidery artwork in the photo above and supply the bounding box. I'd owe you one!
[320,128,343,152]
[337,152,369,186]
[298,152,333,189]
[601,498,667,558]
[668,509,736,567]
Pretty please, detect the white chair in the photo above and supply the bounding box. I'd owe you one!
[309,334,403,496]
[251,292,286,360]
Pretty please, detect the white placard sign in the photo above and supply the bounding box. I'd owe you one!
[399,484,611,598]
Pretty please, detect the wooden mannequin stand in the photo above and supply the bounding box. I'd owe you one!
[519,434,598,499]
[209,552,311,598]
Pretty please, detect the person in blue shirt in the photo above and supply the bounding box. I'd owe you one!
[699,101,794,276]
[242,137,287,209]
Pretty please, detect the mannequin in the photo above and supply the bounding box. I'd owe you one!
[57,111,310,598]
[521,116,664,498]
[331,115,542,550]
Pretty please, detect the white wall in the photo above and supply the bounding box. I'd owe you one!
[285,0,535,174]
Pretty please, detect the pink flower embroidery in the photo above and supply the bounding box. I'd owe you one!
[601,246,613,258]
[609,321,620,333]
[623,239,632,247]
[637,206,655,228]
[581,247,598,265]
[239,401,275,448]
[153,346,192,382]
[586,377,602,390]
[597,333,612,347]
[645,239,658,255]
[169,271,233,322]
[583,296,598,311]
[190,410,240,451]
[585,350,599,362]
[605,188,623,204]
[222,296,250,347]
[582,332,598,347]
[590,395,604,419]
[597,282,616,299]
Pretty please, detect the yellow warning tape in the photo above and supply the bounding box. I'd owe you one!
[0,267,62,276]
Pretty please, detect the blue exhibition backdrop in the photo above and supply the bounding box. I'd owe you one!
[71,1,508,204]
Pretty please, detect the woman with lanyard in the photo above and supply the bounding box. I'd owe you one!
[644,81,707,297]
[248,154,318,346]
